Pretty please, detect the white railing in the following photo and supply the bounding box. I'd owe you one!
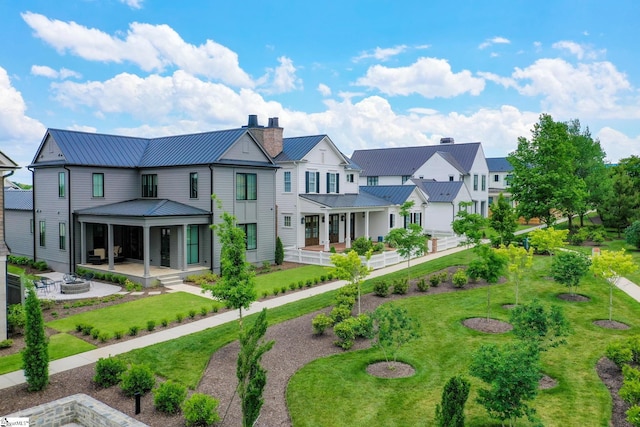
[436,235,466,251]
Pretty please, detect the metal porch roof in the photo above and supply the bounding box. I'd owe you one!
[75,199,211,217]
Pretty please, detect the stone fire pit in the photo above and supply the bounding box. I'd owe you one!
[61,280,90,294]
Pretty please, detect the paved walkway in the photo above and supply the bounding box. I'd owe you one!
[2,241,639,391]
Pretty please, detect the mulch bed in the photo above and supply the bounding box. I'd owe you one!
[594,320,631,330]
[539,374,558,390]
[557,293,591,302]
[366,361,416,378]
[462,317,513,333]
[0,266,630,426]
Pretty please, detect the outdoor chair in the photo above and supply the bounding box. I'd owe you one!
[82,272,95,288]
[33,280,50,295]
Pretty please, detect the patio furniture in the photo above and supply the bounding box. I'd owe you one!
[33,280,50,295]
[82,273,94,289]
[88,248,106,265]
[113,246,125,263]
[41,278,59,292]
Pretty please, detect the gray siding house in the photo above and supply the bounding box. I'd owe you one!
[29,124,278,286]
[0,151,19,341]
[4,189,34,258]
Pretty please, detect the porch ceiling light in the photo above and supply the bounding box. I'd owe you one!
[340,215,345,221]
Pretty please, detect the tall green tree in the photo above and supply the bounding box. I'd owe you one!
[451,201,487,246]
[22,282,49,391]
[489,193,517,247]
[237,309,274,427]
[600,167,640,237]
[508,114,577,226]
[204,196,257,323]
[619,155,640,188]
[386,201,427,279]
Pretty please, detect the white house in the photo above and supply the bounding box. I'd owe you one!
[486,157,514,207]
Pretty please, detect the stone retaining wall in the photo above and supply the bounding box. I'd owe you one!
[6,393,148,427]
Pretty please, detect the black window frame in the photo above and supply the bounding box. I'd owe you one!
[92,173,104,198]
[142,174,158,198]
[236,173,257,200]
[189,172,198,199]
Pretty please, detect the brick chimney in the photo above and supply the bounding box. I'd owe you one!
[244,115,283,158]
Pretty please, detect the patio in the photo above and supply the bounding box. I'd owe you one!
[77,261,210,287]
[34,272,123,301]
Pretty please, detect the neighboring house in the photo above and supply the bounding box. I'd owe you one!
[4,189,33,258]
[0,151,19,341]
[29,123,278,285]
[351,138,489,226]
[486,157,514,206]
[410,180,473,235]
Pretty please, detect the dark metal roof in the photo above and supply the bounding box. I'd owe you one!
[275,135,327,162]
[350,142,481,177]
[300,192,390,208]
[411,179,464,203]
[37,128,275,169]
[359,185,416,205]
[75,199,211,217]
[4,190,32,210]
[486,157,513,172]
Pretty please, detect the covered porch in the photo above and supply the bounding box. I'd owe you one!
[77,261,210,286]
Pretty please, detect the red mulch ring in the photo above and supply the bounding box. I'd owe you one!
[462,317,513,333]
[594,320,630,330]
[366,362,416,379]
[557,293,591,302]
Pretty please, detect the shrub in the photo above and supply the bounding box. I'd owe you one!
[262,291,269,299]
[627,405,640,427]
[327,273,334,281]
[466,259,487,282]
[289,282,297,291]
[355,313,374,339]
[0,339,14,349]
[120,364,155,397]
[314,277,320,285]
[297,281,304,289]
[334,317,360,350]
[128,325,140,336]
[98,332,110,343]
[591,231,605,246]
[392,278,409,295]
[154,381,187,414]
[161,319,169,327]
[275,236,284,265]
[330,306,352,323]
[211,305,219,313]
[320,275,327,282]
[188,309,197,319]
[272,288,280,296]
[620,365,640,405]
[91,328,101,340]
[329,246,337,253]
[452,269,468,288]
[429,274,441,287]
[262,260,272,273]
[312,313,334,335]
[176,313,184,323]
[439,271,449,283]
[351,236,373,256]
[39,299,55,311]
[626,221,640,249]
[32,260,48,271]
[114,330,124,339]
[94,357,127,388]
[435,375,471,427]
[280,285,288,294]
[305,279,313,288]
[607,341,634,368]
[416,278,430,292]
[182,393,220,427]
[200,306,208,316]
[147,320,156,331]
[570,228,590,246]
[373,280,391,297]
[124,279,143,292]
[334,293,356,308]
[82,325,94,336]
[7,304,25,334]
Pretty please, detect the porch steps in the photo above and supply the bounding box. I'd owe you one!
[158,274,183,287]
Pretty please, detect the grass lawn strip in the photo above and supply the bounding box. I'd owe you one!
[46,292,218,335]
[0,334,95,375]
[254,264,328,295]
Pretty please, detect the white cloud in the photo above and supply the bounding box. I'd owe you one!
[68,124,97,133]
[552,40,606,60]
[354,57,485,98]
[31,65,81,79]
[317,83,331,96]
[119,0,143,9]
[21,12,253,87]
[260,56,302,94]
[596,127,640,163]
[0,67,46,182]
[479,36,510,50]
[353,45,408,62]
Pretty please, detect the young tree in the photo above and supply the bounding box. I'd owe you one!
[591,249,638,321]
[489,193,518,247]
[509,299,570,353]
[371,305,419,367]
[551,251,591,295]
[204,197,257,323]
[434,375,471,427]
[470,341,541,426]
[237,308,274,427]
[275,236,284,265]
[451,201,487,246]
[330,249,372,315]
[386,201,427,278]
[625,221,640,249]
[22,283,49,391]
[495,244,533,306]
[469,245,508,320]
[528,227,569,255]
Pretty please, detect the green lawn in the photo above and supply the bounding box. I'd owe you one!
[46,292,219,335]
[254,265,329,295]
[286,255,640,427]
[0,333,95,375]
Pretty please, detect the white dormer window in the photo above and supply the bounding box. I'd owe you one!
[346,173,354,183]
[327,172,339,193]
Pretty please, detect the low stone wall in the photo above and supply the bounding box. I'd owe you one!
[5,393,148,427]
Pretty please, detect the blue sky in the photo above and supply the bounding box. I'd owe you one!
[1,0,639,183]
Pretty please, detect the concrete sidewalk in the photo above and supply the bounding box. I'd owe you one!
[0,245,470,390]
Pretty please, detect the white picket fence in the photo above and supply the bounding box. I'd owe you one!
[283,234,466,270]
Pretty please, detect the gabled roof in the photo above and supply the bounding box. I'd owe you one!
[75,199,211,217]
[4,190,32,210]
[299,192,390,208]
[350,142,481,177]
[487,157,513,172]
[275,135,326,162]
[411,179,464,203]
[34,128,275,169]
[359,185,417,205]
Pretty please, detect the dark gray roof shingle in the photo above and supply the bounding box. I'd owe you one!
[300,192,390,208]
[5,190,32,210]
[75,199,210,217]
[359,185,416,205]
[350,142,481,177]
[275,135,326,162]
[411,179,464,203]
[486,157,513,172]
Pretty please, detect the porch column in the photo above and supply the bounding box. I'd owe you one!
[80,221,86,264]
[364,211,370,239]
[107,223,114,271]
[143,225,150,278]
[345,213,351,249]
[323,212,330,252]
[182,224,188,272]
